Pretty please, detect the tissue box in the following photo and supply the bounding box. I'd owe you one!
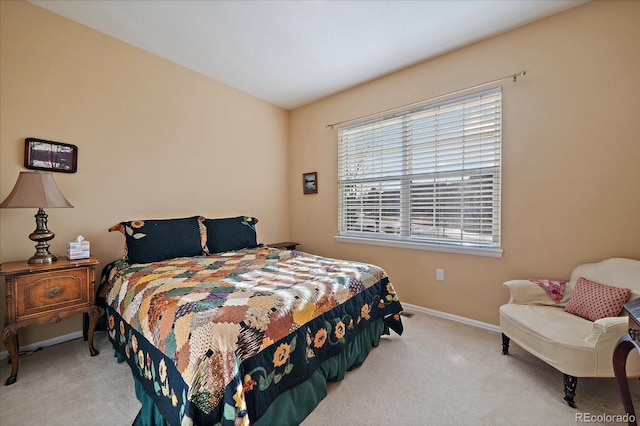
[67,240,90,260]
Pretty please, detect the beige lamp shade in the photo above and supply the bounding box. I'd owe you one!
[0,171,73,208]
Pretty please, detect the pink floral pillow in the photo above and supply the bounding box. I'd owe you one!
[564,277,631,321]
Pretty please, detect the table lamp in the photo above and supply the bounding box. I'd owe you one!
[0,171,73,263]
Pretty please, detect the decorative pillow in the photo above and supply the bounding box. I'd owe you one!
[529,279,567,303]
[204,216,259,254]
[109,216,205,264]
[564,277,631,321]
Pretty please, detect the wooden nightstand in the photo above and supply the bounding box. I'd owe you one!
[268,242,299,250]
[1,256,100,385]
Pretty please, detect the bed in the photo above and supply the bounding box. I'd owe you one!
[95,216,403,425]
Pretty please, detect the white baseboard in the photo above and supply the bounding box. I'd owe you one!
[0,305,499,360]
[402,302,501,333]
[0,331,83,361]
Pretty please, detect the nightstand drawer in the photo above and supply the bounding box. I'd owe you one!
[15,268,90,318]
[627,299,640,343]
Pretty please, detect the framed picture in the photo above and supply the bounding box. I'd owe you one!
[303,172,318,194]
[24,138,78,173]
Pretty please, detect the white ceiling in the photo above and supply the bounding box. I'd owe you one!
[29,0,585,110]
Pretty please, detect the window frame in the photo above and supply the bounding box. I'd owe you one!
[336,87,503,258]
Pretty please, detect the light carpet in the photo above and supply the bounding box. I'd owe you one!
[0,311,636,425]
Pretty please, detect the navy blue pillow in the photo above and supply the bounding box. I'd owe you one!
[204,216,259,254]
[117,216,204,263]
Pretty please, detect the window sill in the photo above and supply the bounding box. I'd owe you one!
[334,235,503,258]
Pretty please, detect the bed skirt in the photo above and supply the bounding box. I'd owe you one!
[125,317,388,426]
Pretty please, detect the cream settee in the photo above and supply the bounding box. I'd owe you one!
[499,258,640,407]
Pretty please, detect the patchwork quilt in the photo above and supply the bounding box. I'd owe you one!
[102,246,403,425]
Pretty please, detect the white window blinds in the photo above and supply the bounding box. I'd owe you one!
[338,87,502,250]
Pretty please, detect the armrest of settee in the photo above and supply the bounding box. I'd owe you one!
[503,279,565,306]
[586,316,629,345]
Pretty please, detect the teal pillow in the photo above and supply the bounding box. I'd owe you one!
[112,216,204,263]
[204,216,258,254]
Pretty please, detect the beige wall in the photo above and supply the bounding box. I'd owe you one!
[0,1,290,349]
[289,0,640,324]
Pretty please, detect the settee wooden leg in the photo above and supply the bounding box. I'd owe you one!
[563,374,578,408]
[501,333,510,355]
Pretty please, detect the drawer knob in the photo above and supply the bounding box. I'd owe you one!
[48,287,62,298]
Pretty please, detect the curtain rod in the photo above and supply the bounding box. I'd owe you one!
[326,70,526,129]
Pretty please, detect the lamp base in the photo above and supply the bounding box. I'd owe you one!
[28,252,58,264]
[28,208,57,264]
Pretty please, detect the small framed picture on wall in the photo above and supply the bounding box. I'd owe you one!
[24,138,78,173]
[303,172,317,194]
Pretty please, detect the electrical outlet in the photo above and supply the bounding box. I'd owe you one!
[436,269,444,281]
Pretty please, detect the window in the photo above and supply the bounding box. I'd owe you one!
[337,88,502,257]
